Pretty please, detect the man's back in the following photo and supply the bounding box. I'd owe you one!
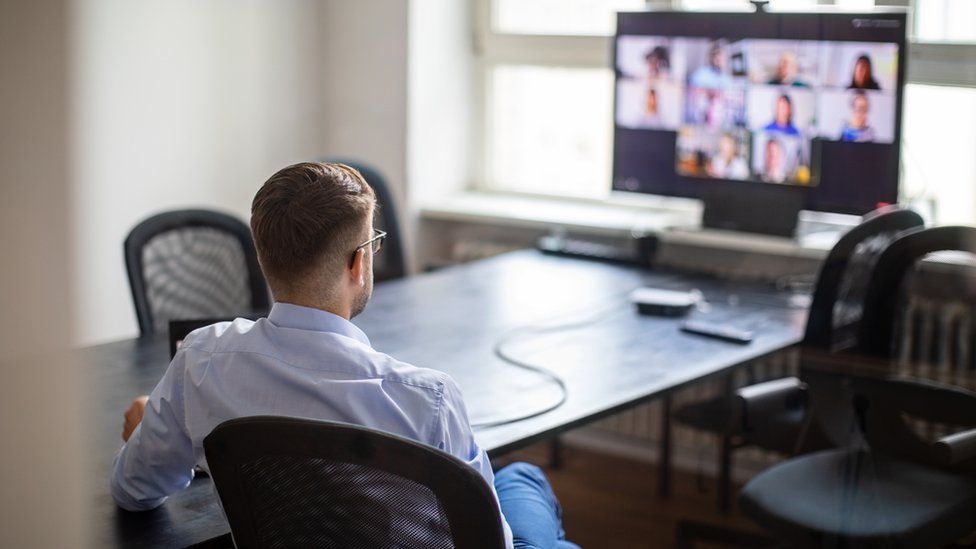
[110,303,494,515]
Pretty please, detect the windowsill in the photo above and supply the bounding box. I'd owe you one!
[421,190,699,236]
[420,190,847,260]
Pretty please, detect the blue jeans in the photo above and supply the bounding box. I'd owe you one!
[494,462,580,549]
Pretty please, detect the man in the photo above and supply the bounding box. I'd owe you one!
[767,52,808,88]
[840,91,876,143]
[111,162,578,549]
[690,41,731,90]
[761,137,788,184]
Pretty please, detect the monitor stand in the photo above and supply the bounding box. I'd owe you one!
[701,185,804,238]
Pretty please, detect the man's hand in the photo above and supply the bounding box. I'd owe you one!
[122,396,149,442]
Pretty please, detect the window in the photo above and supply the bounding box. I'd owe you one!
[914,0,976,43]
[494,0,646,35]
[488,65,613,197]
[902,84,976,224]
[476,0,643,198]
[476,0,976,221]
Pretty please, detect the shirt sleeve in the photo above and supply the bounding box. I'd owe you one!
[435,377,515,549]
[110,354,195,512]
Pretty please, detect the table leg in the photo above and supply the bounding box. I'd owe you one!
[658,395,672,498]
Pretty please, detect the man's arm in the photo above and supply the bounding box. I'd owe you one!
[110,358,195,512]
[435,378,514,549]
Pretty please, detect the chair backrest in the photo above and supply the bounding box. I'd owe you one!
[849,226,976,470]
[318,158,407,282]
[204,416,506,549]
[803,206,924,351]
[805,225,976,451]
[124,209,270,337]
[857,225,976,359]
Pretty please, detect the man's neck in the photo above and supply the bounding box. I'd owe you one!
[274,297,350,320]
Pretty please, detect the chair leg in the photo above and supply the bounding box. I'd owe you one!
[658,396,673,498]
[717,434,733,513]
[548,435,563,469]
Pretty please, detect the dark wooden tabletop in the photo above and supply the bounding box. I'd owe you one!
[84,250,806,548]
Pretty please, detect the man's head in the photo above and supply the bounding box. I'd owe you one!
[250,162,377,318]
[851,91,870,128]
[708,42,726,70]
[777,52,798,83]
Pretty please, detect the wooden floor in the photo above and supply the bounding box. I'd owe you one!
[498,442,765,549]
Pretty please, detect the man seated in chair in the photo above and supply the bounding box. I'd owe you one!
[111,162,578,549]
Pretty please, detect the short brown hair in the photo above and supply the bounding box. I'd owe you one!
[250,162,375,288]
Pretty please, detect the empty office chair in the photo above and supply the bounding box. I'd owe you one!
[669,206,924,510]
[318,158,406,282]
[739,225,976,548]
[124,209,270,337]
[204,416,507,549]
[858,225,976,359]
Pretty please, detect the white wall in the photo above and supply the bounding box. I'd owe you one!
[0,1,85,546]
[317,0,411,268]
[408,0,477,267]
[70,0,422,344]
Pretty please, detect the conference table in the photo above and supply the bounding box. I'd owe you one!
[82,250,807,548]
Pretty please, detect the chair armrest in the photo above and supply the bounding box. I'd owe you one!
[734,377,807,432]
[934,428,976,466]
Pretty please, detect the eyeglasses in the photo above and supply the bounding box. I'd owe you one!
[350,229,387,268]
[356,228,387,255]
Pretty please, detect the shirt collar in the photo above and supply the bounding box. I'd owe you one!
[267,302,371,347]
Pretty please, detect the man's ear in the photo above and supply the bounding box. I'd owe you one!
[349,248,367,286]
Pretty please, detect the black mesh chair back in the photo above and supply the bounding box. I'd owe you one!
[668,208,924,511]
[124,209,270,337]
[799,208,923,447]
[204,416,506,549]
[739,226,976,548]
[858,225,976,359]
[806,225,976,448]
[803,206,924,351]
[318,158,407,282]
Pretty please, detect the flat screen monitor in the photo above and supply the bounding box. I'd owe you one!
[612,10,907,216]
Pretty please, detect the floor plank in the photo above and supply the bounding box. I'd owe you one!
[497,442,764,549]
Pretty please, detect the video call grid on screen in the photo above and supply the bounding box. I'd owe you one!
[612,11,907,215]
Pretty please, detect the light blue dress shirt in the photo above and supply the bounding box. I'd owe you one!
[111,302,514,548]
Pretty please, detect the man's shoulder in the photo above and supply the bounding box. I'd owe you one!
[179,317,257,351]
[369,351,457,395]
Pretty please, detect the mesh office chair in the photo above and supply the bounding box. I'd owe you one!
[669,206,925,510]
[124,209,271,337]
[318,158,406,282]
[739,225,976,548]
[204,416,507,549]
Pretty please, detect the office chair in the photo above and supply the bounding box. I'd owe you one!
[318,158,407,282]
[204,416,507,549]
[739,225,976,548]
[124,209,270,337]
[669,206,924,510]
[858,225,976,359]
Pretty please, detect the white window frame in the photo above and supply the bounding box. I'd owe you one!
[473,0,976,195]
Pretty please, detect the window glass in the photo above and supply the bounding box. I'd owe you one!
[680,0,818,10]
[835,0,874,8]
[914,0,976,43]
[488,65,613,197]
[494,0,647,36]
[901,84,976,223]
